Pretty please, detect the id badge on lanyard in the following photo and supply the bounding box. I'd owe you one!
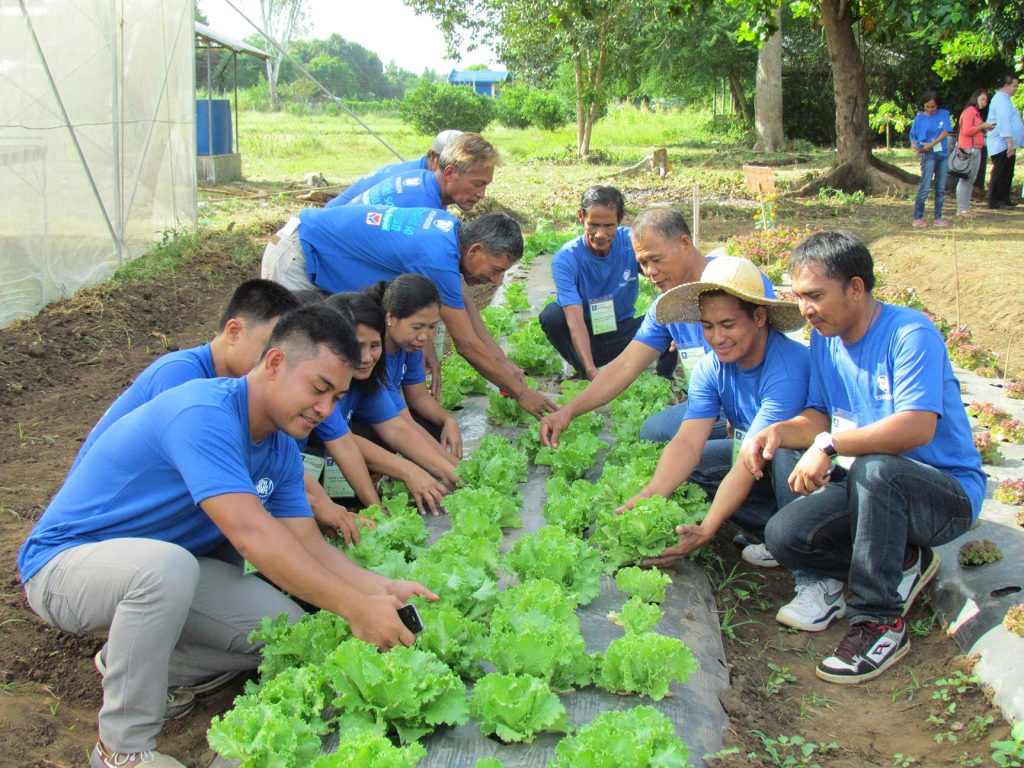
[324,457,356,498]
[731,428,747,466]
[831,409,857,470]
[589,296,617,335]
[301,452,326,481]
[678,345,705,389]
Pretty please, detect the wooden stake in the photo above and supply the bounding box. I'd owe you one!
[692,184,701,249]
[1003,337,1013,384]
[951,226,961,328]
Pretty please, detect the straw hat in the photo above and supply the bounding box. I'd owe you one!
[655,255,804,333]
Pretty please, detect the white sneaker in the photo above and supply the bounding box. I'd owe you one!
[896,546,939,614]
[91,742,186,767]
[741,543,780,568]
[776,578,847,632]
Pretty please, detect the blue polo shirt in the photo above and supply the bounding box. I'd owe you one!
[383,348,426,412]
[350,170,444,210]
[325,156,429,209]
[72,343,217,470]
[297,205,465,309]
[19,377,311,582]
[806,303,985,518]
[909,109,952,155]
[552,228,638,325]
[685,330,809,435]
[634,257,776,355]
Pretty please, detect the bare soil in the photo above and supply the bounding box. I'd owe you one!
[0,205,1019,767]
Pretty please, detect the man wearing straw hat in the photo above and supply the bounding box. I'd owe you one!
[540,205,777,447]
[326,129,464,208]
[745,230,983,684]
[614,256,809,567]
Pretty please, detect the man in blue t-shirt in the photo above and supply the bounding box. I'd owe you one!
[541,206,775,447]
[540,186,674,380]
[325,128,463,208]
[744,231,983,685]
[18,305,438,768]
[263,206,555,418]
[346,132,499,213]
[73,279,298,468]
[616,256,810,567]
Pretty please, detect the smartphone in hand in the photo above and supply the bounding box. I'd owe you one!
[397,604,424,634]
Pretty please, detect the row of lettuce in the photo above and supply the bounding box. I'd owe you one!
[207,280,707,767]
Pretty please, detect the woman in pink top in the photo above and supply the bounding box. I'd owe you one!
[956,90,996,216]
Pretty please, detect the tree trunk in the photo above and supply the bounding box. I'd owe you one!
[267,56,282,112]
[728,71,750,124]
[753,8,785,152]
[795,0,916,194]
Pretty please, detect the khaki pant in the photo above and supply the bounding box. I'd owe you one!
[261,217,320,293]
[25,538,303,752]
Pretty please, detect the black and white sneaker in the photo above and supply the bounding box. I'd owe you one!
[776,578,846,632]
[897,546,939,614]
[816,617,910,684]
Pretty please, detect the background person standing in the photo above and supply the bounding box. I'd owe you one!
[909,90,952,227]
[986,74,1023,209]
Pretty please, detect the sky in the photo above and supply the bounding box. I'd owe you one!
[201,0,500,75]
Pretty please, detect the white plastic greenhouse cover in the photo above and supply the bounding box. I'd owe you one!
[0,0,198,329]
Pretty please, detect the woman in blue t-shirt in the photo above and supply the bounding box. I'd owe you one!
[325,291,458,515]
[365,276,462,462]
[909,90,952,228]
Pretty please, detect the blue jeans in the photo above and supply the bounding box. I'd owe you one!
[914,151,948,220]
[539,302,676,378]
[689,440,799,539]
[764,453,973,624]
[639,402,728,442]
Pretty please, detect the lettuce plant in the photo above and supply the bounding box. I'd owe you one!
[469,673,570,743]
[548,705,691,767]
[505,525,603,606]
[615,566,672,604]
[596,631,698,700]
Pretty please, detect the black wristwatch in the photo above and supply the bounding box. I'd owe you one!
[813,431,838,459]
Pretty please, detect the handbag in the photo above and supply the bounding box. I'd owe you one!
[948,146,973,179]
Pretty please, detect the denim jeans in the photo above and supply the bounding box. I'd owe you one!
[539,302,676,378]
[639,402,728,442]
[764,453,974,624]
[689,439,799,539]
[914,151,948,220]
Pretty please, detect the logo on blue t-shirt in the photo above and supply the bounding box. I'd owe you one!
[875,374,892,400]
[405,177,422,186]
[434,218,454,232]
[622,269,631,281]
[255,477,275,500]
[366,212,383,226]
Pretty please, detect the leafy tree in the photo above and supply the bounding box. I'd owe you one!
[400,80,494,133]
[406,0,691,158]
[307,55,358,99]
[255,0,309,111]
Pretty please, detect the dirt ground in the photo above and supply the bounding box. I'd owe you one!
[0,202,1019,767]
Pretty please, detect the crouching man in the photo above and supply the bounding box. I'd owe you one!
[745,231,983,684]
[18,305,437,768]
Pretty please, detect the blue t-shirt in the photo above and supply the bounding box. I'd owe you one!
[73,343,217,469]
[325,156,429,209]
[552,228,638,325]
[685,330,810,435]
[299,385,401,450]
[298,205,465,309]
[18,377,311,582]
[909,109,952,155]
[805,303,985,518]
[383,348,426,412]
[350,170,444,210]
[634,259,776,355]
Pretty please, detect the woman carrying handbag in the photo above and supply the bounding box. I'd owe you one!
[955,90,995,217]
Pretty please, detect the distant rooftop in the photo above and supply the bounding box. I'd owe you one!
[448,69,509,84]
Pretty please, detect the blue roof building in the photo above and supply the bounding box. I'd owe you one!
[447,69,509,98]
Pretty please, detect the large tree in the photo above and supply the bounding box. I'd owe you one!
[739,0,1001,192]
[752,10,785,151]
[405,0,690,158]
[255,0,308,111]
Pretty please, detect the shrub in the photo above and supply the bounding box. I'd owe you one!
[523,90,572,130]
[399,81,493,134]
[495,84,533,129]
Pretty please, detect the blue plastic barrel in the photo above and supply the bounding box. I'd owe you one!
[196,99,233,155]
